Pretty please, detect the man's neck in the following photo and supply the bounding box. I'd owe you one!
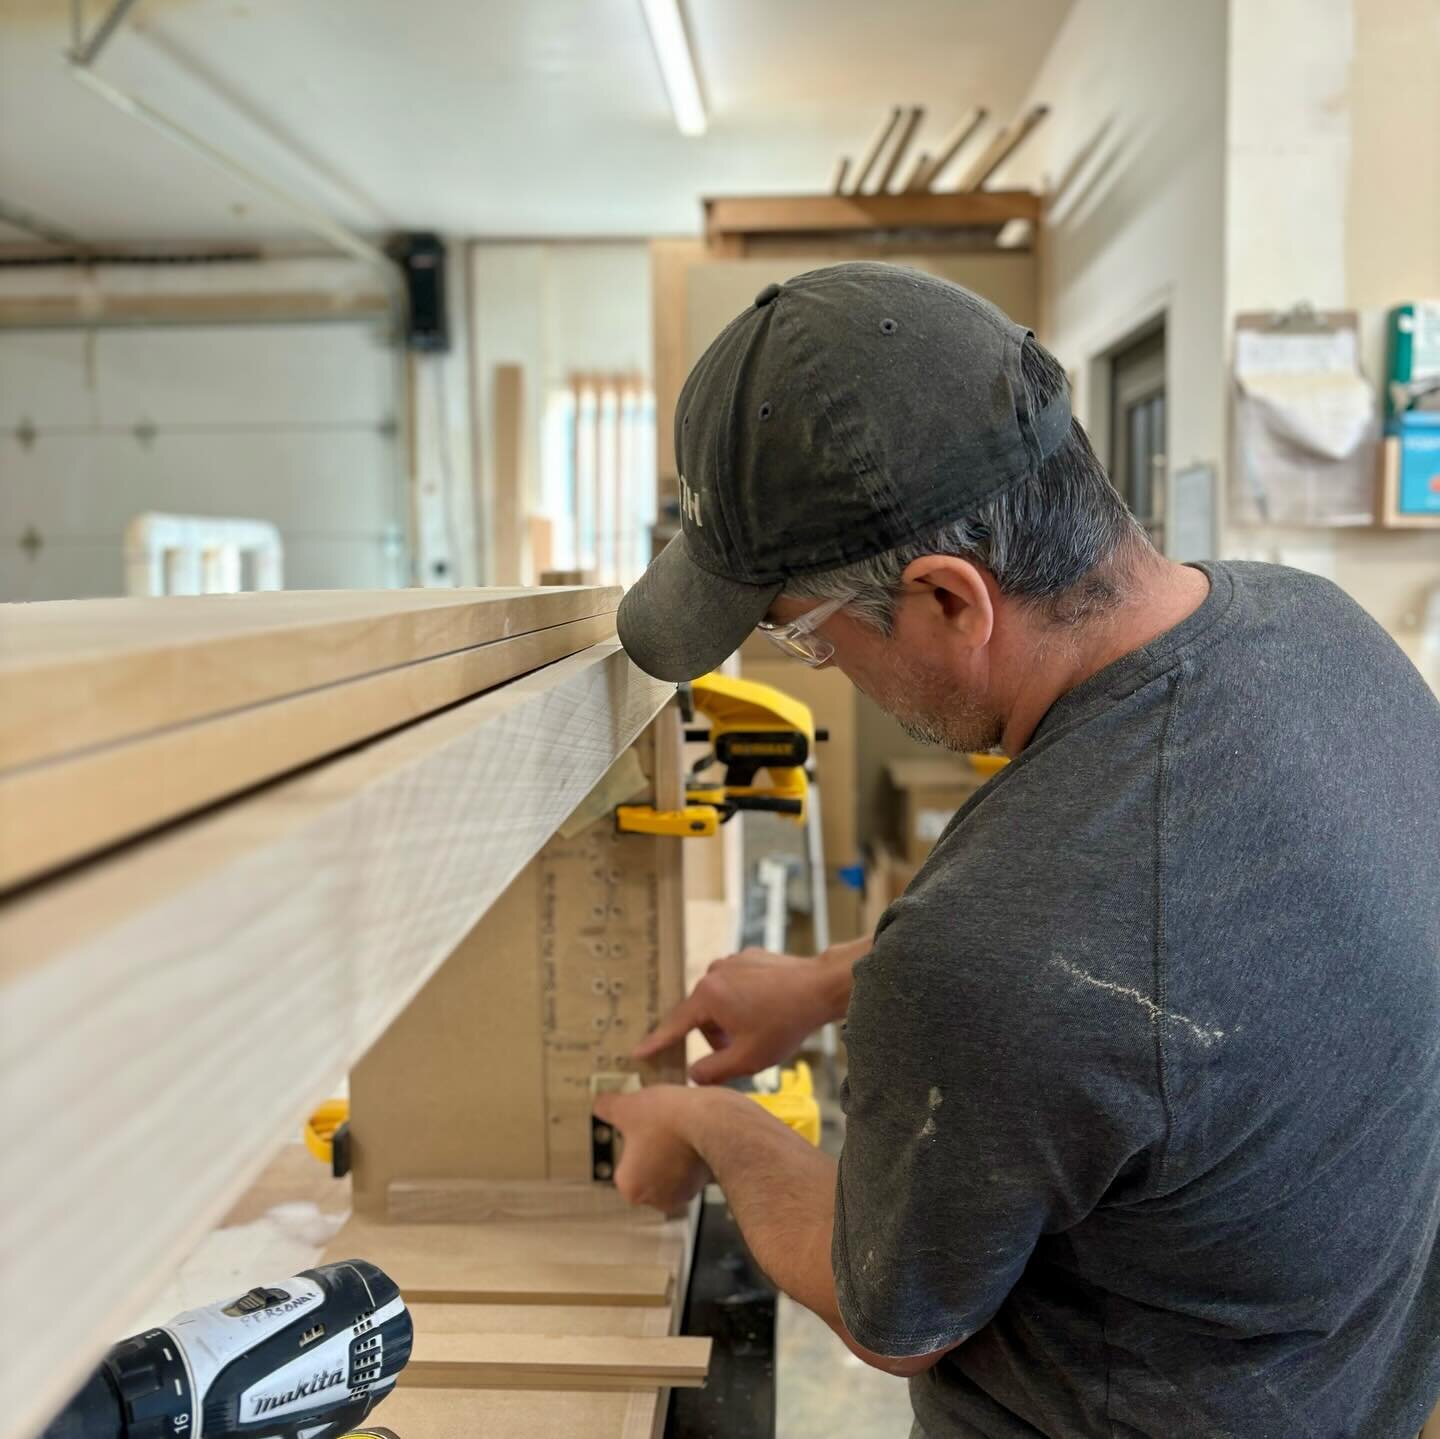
[999,556,1211,755]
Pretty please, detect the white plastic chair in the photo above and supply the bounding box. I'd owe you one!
[125,513,284,597]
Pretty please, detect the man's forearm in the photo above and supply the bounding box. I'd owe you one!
[817,934,871,1021]
[684,1087,943,1376]
[687,1087,844,1325]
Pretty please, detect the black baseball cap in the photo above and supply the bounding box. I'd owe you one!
[618,262,1072,682]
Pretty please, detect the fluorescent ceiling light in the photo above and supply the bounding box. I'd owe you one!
[639,0,706,136]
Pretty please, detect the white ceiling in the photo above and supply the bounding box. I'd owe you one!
[0,0,1071,248]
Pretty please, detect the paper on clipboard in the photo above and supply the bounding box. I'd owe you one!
[1232,311,1378,527]
[1235,328,1359,377]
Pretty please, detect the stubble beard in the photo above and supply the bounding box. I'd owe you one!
[858,650,1002,755]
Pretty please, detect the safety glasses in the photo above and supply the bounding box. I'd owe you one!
[755,592,853,666]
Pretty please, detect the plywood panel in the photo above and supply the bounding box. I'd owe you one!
[0,642,671,1439]
[349,708,686,1207]
[350,864,551,1199]
[0,584,618,770]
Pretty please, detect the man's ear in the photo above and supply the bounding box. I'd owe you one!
[899,555,995,648]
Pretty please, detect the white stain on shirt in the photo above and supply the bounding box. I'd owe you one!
[918,1085,943,1139]
[1052,956,1225,1047]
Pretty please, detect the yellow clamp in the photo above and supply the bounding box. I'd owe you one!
[747,1060,821,1147]
[304,1097,349,1169]
[615,803,720,838]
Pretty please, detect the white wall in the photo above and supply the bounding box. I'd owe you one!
[0,259,409,599]
[1223,0,1440,682]
[469,241,652,579]
[999,0,1437,683]
[992,0,1230,530]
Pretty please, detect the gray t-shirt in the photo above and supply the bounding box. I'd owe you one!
[834,561,1440,1438]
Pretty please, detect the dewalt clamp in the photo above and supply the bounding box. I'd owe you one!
[617,672,827,839]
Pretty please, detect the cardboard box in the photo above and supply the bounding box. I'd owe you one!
[786,874,864,955]
[886,756,992,865]
[862,843,919,934]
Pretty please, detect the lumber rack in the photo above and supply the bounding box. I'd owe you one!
[0,584,734,1439]
[703,190,1042,257]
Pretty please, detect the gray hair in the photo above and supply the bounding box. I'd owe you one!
[786,338,1149,631]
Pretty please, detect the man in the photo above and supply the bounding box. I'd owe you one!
[600,263,1440,1436]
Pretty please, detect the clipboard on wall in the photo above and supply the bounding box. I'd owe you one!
[1231,304,1379,527]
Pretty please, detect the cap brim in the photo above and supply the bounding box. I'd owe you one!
[618,533,783,682]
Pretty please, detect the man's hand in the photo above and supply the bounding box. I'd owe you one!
[633,940,866,1084]
[593,1085,712,1215]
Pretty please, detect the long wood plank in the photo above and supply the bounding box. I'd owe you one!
[365,1388,651,1439]
[0,612,614,890]
[0,642,671,1439]
[0,585,618,770]
[386,1179,658,1226]
[391,1263,671,1308]
[325,1223,672,1306]
[403,1333,710,1390]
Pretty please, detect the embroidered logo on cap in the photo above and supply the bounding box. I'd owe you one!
[679,474,704,528]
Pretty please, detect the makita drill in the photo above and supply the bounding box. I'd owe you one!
[43,1261,412,1439]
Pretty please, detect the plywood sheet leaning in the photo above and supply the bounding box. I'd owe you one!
[0,584,616,770]
[0,611,616,890]
[348,705,686,1209]
[0,641,671,1439]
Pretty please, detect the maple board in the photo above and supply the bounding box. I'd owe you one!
[0,585,617,770]
[0,612,615,889]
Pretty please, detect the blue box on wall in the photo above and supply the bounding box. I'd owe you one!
[1380,413,1440,526]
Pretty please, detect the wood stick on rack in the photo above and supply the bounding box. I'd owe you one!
[492,365,524,585]
[849,105,902,194]
[900,149,933,193]
[955,104,1050,192]
[831,155,851,195]
[877,105,925,193]
[915,105,987,189]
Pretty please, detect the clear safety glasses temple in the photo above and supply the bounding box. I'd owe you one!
[755,591,853,666]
